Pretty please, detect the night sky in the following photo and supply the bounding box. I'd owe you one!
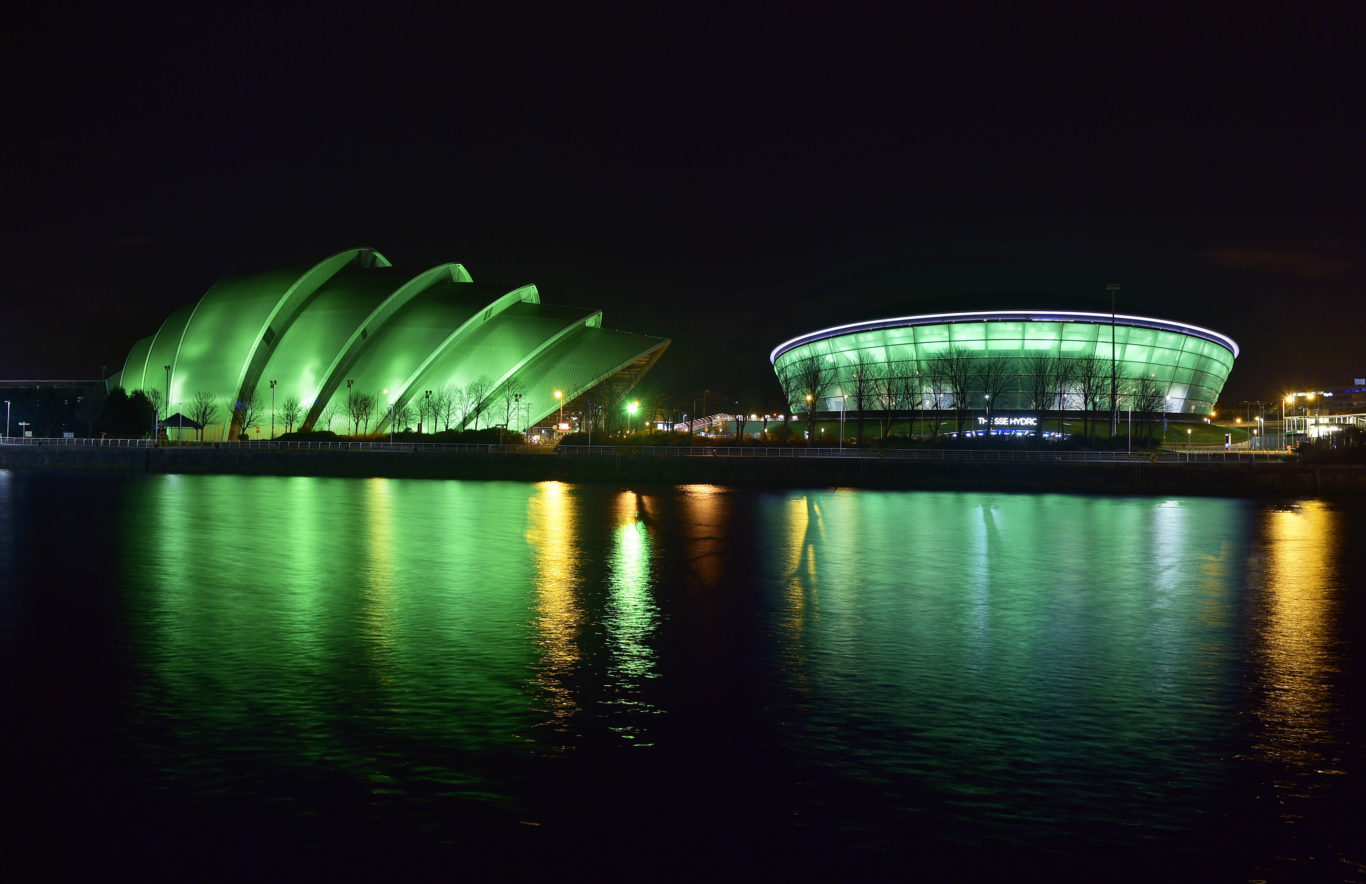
[3,4,1361,408]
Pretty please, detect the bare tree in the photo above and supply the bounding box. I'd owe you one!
[280,396,302,434]
[932,347,976,435]
[359,393,376,434]
[975,354,1017,436]
[778,354,837,441]
[1023,353,1057,439]
[317,404,337,433]
[189,391,218,442]
[146,388,164,422]
[437,386,458,431]
[846,353,880,444]
[346,388,367,435]
[872,360,899,438]
[1130,373,1165,446]
[917,356,947,439]
[1032,355,1076,439]
[1073,354,1108,440]
[499,378,526,432]
[465,376,494,430]
[234,391,263,439]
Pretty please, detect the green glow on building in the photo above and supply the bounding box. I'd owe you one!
[114,249,669,439]
[771,310,1238,415]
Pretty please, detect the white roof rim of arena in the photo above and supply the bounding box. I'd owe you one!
[770,310,1240,364]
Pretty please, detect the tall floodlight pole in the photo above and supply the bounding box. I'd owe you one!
[1107,283,1119,439]
[269,379,277,439]
[163,364,172,422]
[424,389,432,433]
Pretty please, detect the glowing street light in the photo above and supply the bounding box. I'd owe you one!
[555,389,564,429]
[269,379,277,439]
[627,399,639,433]
[1187,427,1192,461]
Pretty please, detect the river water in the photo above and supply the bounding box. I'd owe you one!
[2,471,1363,880]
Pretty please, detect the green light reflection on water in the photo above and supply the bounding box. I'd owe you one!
[121,474,549,799]
[604,491,660,744]
[101,474,1360,869]
[760,490,1250,830]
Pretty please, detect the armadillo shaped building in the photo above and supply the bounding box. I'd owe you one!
[112,248,669,439]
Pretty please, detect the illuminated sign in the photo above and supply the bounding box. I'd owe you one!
[976,415,1038,427]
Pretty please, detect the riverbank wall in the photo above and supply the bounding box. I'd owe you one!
[3,444,1363,497]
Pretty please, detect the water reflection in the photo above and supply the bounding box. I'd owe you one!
[678,484,727,587]
[1250,502,1346,826]
[362,478,398,685]
[603,492,660,743]
[525,481,583,734]
[4,472,1360,877]
[760,491,1254,851]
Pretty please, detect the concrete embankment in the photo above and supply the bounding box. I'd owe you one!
[2,444,1363,497]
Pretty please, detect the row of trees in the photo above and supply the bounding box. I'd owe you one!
[130,375,533,440]
[778,348,1169,442]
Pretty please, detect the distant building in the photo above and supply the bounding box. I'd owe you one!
[112,248,669,440]
[0,379,105,438]
[771,304,1238,420]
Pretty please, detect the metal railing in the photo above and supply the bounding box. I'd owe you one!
[1,435,1299,464]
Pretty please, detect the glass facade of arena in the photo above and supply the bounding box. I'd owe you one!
[112,248,669,440]
[771,312,1238,416]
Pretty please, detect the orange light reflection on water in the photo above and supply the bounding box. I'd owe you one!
[1251,501,1345,815]
[525,481,583,734]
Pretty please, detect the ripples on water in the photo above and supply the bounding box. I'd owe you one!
[1,472,1363,879]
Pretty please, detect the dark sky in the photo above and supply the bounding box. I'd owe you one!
[2,3,1362,407]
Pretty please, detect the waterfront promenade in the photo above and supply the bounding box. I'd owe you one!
[2,437,1361,497]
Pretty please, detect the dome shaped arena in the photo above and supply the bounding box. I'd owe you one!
[112,248,669,440]
[771,307,1238,430]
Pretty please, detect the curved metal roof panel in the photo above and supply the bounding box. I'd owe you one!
[115,249,668,438]
[770,310,1240,364]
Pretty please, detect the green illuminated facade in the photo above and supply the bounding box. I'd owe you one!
[113,248,669,439]
[772,309,1238,416]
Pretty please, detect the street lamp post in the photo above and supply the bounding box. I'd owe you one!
[554,390,564,431]
[4,400,9,441]
[163,364,171,423]
[1283,394,1291,451]
[840,394,846,449]
[269,379,276,440]
[627,400,639,433]
[1187,427,1192,461]
[424,389,432,433]
[1107,283,1119,438]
